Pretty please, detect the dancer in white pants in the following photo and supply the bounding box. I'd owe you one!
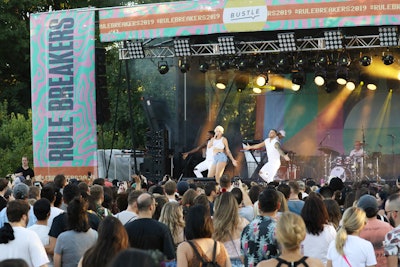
[182,130,215,178]
[244,129,290,183]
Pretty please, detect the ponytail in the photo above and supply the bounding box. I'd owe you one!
[335,226,347,255]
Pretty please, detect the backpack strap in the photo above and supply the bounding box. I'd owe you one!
[211,240,217,264]
[187,240,206,264]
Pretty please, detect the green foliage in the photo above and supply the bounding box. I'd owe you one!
[0,101,33,176]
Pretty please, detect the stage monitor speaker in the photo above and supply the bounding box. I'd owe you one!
[180,177,216,183]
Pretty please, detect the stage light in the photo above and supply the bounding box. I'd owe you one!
[325,80,338,93]
[174,38,191,56]
[360,55,371,66]
[219,60,230,71]
[336,67,348,85]
[346,81,356,90]
[361,73,377,90]
[382,54,394,65]
[215,76,228,90]
[255,74,268,87]
[314,69,326,86]
[218,36,236,55]
[256,58,267,69]
[316,54,329,67]
[338,54,351,67]
[235,75,249,92]
[324,30,343,50]
[158,61,169,74]
[237,59,248,71]
[125,40,145,59]
[292,71,306,91]
[277,32,297,52]
[367,82,377,90]
[179,61,190,73]
[294,55,307,69]
[253,87,262,94]
[199,62,209,73]
[276,54,292,72]
[379,26,398,47]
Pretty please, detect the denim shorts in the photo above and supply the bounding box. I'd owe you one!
[213,152,228,164]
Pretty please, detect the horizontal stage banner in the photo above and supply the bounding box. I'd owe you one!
[99,0,400,42]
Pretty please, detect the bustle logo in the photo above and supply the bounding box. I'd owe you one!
[223,0,268,32]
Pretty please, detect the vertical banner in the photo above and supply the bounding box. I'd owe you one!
[30,9,97,180]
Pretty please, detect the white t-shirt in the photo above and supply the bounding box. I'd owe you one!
[28,224,50,246]
[48,206,64,228]
[301,224,336,265]
[114,210,138,225]
[327,235,377,267]
[0,226,49,267]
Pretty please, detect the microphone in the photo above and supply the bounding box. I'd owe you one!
[327,131,330,140]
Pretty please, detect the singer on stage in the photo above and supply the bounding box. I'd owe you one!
[207,125,238,184]
[244,129,290,183]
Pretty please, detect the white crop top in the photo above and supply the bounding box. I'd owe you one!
[213,138,225,150]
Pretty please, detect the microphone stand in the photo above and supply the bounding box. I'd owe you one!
[388,134,395,179]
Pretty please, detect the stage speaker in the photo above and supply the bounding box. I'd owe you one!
[95,48,111,124]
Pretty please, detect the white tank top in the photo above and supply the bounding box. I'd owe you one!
[265,137,280,162]
[213,138,225,150]
[205,140,214,161]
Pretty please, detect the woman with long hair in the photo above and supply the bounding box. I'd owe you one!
[78,216,129,267]
[257,212,324,267]
[213,192,248,266]
[207,125,238,184]
[177,205,231,267]
[54,197,98,267]
[159,201,185,247]
[326,207,376,267]
[300,195,336,265]
[323,199,342,229]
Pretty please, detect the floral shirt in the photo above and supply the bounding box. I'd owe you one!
[240,215,279,267]
[384,225,400,261]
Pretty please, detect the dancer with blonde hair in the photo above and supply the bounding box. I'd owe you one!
[208,125,238,184]
[256,212,324,267]
[326,207,376,267]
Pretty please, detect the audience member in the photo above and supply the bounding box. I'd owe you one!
[124,193,175,260]
[78,216,129,267]
[257,212,324,267]
[357,194,392,266]
[213,192,248,266]
[40,185,64,228]
[231,184,254,223]
[114,190,142,225]
[0,178,9,211]
[159,201,185,247]
[54,197,98,267]
[177,205,231,267]
[176,181,190,198]
[153,194,168,220]
[204,182,219,216]
[384,193,400,266]
[287,181,304,215]
[164,180,178,202]
[323,199,342,229]
[0,259,29,267]
[109,248,165,267]
[0,200,49,267]
[0,183,37,228]
[326,206,376,267]
[90,185,111,219]
[300,195,336,265]
[29,198,51,256]
[241,188,280,267]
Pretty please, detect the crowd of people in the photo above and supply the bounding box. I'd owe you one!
[2,159,400,266]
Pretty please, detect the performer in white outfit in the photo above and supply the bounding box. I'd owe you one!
[244,129,290,183]
[182,130,215,178]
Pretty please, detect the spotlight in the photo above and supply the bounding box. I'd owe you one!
[173,38,191,56]
[219,60,230,71]
[158,61,169,74]
[256,58,267,69]
[277,32,297,52]
[179,62,190,73]
[218,36,236,55]
[367,82,377,90]
[382,54,394,65]
[215,76,227,90]
[253,87,262,94]
[325,80,338,93]
[360,73,377,90]
[324,30,343,50]
[276,54,292,72]
[379,26,399,47]
[336,67,348,85]
[125,40,145,59]
[360,55,372,66]
[255,74,268,87]
[316,54,329,67]
[346,81,356,91]
[292,71,306,91]
[235,75,249,92]
[338,54,350,67]
[237,59,248,71]
[314,69,326,86]
[199,62,209,73]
